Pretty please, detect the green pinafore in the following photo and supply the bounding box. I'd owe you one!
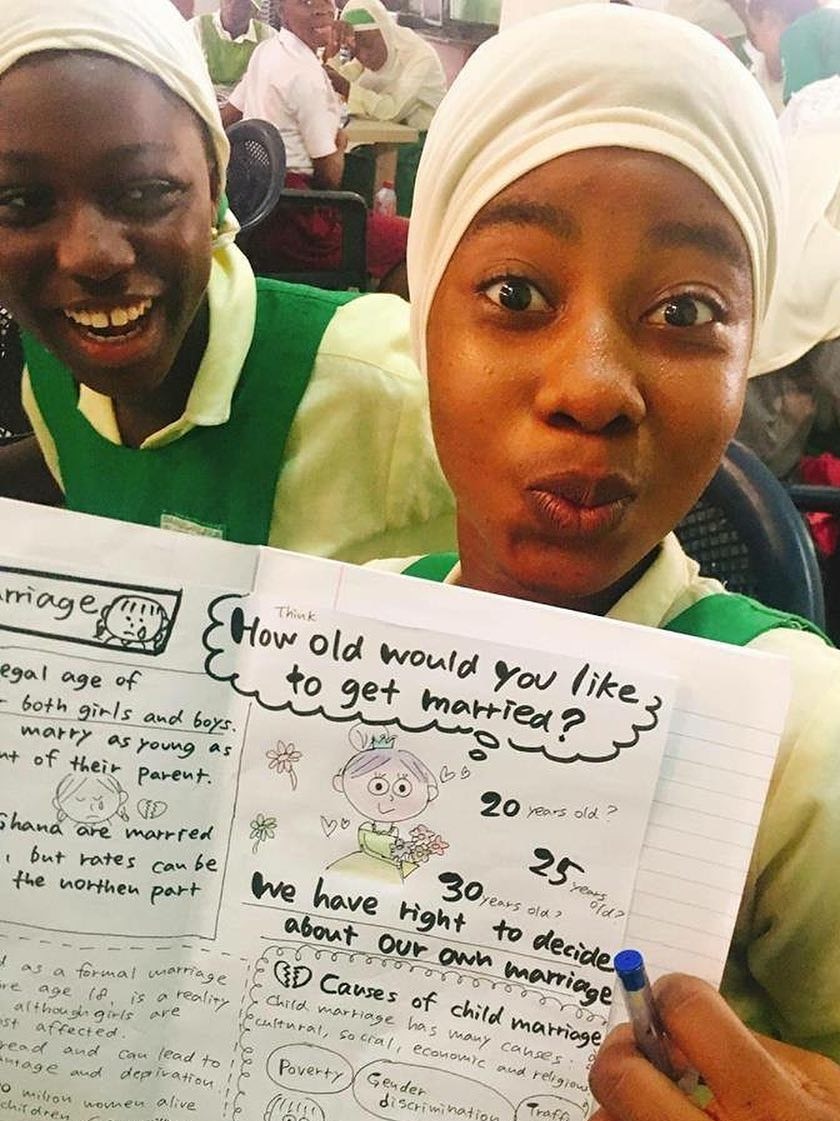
[400,552,829,646]
[23,279,358,545]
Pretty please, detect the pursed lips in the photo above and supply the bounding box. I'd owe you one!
[527,471,638,508]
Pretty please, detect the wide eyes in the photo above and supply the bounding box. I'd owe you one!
[482,276,550,313]
[365,775,414,797]
[480,277,722,330]
[646,293,720,328]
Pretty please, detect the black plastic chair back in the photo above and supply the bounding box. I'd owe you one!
[0,307,30,446]
[677,440,825,627]
[225,118,287,233]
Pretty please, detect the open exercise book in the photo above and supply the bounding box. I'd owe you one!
[0,500,790,1121]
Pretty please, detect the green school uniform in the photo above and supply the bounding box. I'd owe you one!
[22,280,357,545]
[400,551,826,644]
[195,14,274,88]
[781,8,840,102]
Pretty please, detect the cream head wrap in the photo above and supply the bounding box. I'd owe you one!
[751,80,840,374]
[0,0,234,243]
[407,4,785,375]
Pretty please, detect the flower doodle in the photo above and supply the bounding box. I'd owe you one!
[266,740,302,790]
[250,813,278,853]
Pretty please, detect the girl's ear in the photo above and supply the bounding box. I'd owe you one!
[332,773,344,793]
[210,164,223,218]
[427,783,439,803]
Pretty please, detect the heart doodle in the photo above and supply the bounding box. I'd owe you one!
[460,766,471,780]
[137,798,167,820]
[274,962,313,989]
[340,817,351,829]
[439,765,456,784]
[320,815,337,837]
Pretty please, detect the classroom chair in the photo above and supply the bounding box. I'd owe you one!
[224,117,286,234]
[226,119,368,292]
[676,439,826,628]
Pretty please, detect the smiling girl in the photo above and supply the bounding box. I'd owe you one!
[0,0,453,562]
[368,5,840,1116]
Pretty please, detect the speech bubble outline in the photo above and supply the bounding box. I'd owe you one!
[203,597,671,768]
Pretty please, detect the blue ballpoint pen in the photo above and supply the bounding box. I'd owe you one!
[614,949,713,1108]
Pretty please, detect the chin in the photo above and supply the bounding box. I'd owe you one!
[505,547,633,610]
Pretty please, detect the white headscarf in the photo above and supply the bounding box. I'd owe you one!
[751,78,840,374]
[0,0,236,246]
[342,0,443,88]
[407,4,785,375]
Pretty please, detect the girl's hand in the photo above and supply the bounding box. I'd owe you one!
[324,65,350,99]
[589,973,840,1121]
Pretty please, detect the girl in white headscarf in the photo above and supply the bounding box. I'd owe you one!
[0,0,453,561]
[737,80,840,477]
[368,4,840,1111]
[326,0,448,213]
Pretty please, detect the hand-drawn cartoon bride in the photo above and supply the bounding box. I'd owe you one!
[328,726,447,884]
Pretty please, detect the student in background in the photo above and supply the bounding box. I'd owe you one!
[222,0,411,292]
[325,0,448,215]
[369,0,840,1105]
[190,0,276,103]
[0,0,454,563]
[745,0,840,104]
[737,73,840,478]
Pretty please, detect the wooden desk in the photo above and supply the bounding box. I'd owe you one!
[345,118,420,192]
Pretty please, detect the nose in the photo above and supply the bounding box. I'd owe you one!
[54,202,135,285]
[534,307,647,435]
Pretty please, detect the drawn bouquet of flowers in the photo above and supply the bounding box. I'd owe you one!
[392,823,448,865]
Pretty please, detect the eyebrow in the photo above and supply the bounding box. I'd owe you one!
[647,220,747,268]
[0,141,178,168]
[467,199,580,240]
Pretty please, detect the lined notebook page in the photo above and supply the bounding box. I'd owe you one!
[261,551,793,986]
[625,704,781,982]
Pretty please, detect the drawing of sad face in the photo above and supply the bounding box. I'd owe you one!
[97,594,169,651]
[335,748,438,824]
[54,774,128,825]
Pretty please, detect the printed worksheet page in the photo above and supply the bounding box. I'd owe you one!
[0,501,789,1121]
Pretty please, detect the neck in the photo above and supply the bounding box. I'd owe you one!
[114,300,210,448]
[285,26,320,53]
[766,50,782,81]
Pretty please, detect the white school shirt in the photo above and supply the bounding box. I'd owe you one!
[228,29,342,174]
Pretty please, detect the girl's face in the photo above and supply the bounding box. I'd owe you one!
[62,777,125,824]
[0,53,218,402]
[426,148,753,613]
[354,30,389,72]
[341,760,432,822]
